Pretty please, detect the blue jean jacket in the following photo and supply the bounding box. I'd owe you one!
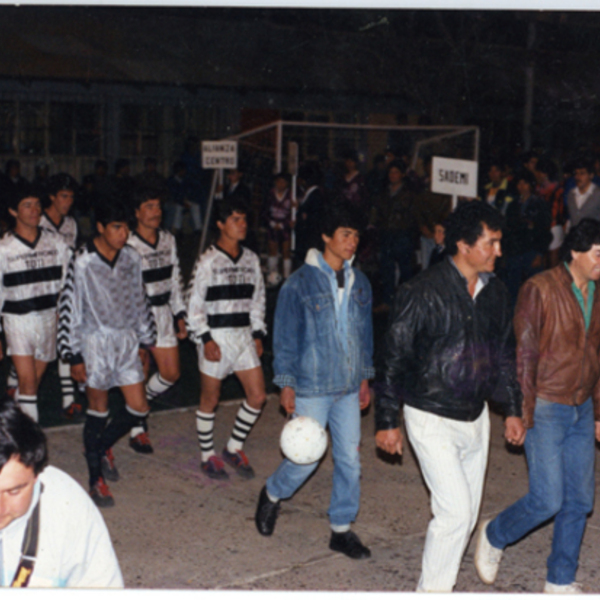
[273,249,375,397]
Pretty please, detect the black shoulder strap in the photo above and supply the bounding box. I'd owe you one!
[11,482,43,588]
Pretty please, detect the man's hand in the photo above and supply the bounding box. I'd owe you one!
[71,363,87,384]
[254,338,264,358]
[595,421,600,443]
[204,340,221,362]
[504,416,526,446]
[280,386,296,414]
[359,379,371,410]
[375,428,403,455]
[176,318,188,340]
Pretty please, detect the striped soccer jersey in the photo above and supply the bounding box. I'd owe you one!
[126,229,186,318]
[58,240,156,365]
[0,228,71,330]
[40,212,78,250]
[187,244,266,345]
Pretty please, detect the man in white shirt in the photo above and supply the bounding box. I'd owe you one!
[566,158,600,229]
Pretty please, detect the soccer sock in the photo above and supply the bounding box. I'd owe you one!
[7,362,17,388]
[330,523,351,534]
[283,258,292,279]
[58,359,76,409]
[267,256,278,274]
[227,400,262,453]
[16,393,38,422]
[196,410,216,462]
[84,410,109,487]
[146,372,175,402]
[101,405,149,451]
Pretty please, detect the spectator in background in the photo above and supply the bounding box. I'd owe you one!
[135,157,167,193]
[427,221,447,268]
[566,157,600,229]
[166,161,192,236]
[365,154,388,198]
[295,161,325,270]
[372,159,418,311]
[535,158,565,267]
[32,161,50,203]
[482,160,513,215]
[339,150,368,214]
[111,158,135,204]
[502,170,552,306]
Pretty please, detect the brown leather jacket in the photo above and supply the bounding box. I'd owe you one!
[515,263,600,428]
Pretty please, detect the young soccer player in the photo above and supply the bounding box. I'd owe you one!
[126,187,187,453]
[187,198,267,480]
[39,173,81,418]
[58,199,156,507]
[0,185,71,422]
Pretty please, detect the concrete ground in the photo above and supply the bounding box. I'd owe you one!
[41,394,600,594]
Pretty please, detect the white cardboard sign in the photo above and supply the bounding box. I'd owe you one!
[202,140,238,169]
[431,156,478,199]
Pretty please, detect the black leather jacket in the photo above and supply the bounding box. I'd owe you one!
[375,257,522,430]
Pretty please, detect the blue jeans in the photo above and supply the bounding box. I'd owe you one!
[487,397,595,585]
[266,391,361,527]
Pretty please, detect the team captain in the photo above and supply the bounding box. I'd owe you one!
[126,186,187,453]
[0,185,70,422]
[187,197,267,480]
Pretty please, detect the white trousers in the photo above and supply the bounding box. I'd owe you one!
[404,403,490,592]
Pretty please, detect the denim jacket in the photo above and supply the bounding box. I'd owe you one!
[273,248,375,397]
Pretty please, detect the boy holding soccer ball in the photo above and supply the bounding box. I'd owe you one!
[255,201,374,559]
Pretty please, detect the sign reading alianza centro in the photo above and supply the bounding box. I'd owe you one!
[431,156,478,199]
[202,140,238,169]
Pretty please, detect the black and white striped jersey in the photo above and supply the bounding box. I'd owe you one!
[187,244,266,345]
[40,212,78,250]
[126,229,186,319]
[58,240,157,365]
[0,228,71,331]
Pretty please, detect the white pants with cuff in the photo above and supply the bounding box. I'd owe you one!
[404,402,490,593]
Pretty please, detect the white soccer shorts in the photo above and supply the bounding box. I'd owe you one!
[82,328,144,390]
[4,311,57,362]
[152,305,178,349]
[198,328,260,380]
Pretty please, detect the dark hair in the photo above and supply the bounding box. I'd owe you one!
[48,173,78,196]
[95,197,130,227]
[341,149,359,164]
[298,161,322,187]
[535,158,557,181]
[560,219,600,263]
[571,156,594,174]
[387,159,406,176]
[172,161,186,174]
[513,169,536,190]
[444,201,504,257]
[7,183,40,211]
[95,159,108,171]
[0,398,47,475]
[114,158,130,174]
[273,172,290,185]
[133,186,164,209]
[321,200,364,238]
[215,197,248,225]
[5,159,20,175]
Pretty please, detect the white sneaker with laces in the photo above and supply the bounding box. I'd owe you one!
[474,518,503,585]
[544,581,584,594]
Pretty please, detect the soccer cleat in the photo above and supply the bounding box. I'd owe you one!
[200,455,229,480]
[255,485,280,536]
[474,518,503,585]
[63,401,84,420]
[329,530,371,559]
[129,432,154,454]
[89,477,115,508]
[222,447,255,480]
[544,582,584,594]
[100,448,120,482]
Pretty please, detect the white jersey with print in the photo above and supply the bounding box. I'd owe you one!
[40,212,78,250]
[0,228,71,332]
[58,240,156,366]
[187,244,266,345]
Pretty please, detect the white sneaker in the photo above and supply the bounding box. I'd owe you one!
[474,518,503,585]
[544,581,584,594]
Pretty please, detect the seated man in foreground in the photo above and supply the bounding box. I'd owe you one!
[0,399,123,587]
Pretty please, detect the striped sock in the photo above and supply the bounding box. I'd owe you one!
[227,400,262,453]
[59,359,76,409]
[146,372,175,402]
[196,410,216,462]
[17,393,38,422]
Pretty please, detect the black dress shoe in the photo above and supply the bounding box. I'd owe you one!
[255,485,280,536]
[329,530,371,559]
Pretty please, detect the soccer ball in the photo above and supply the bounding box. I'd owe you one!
[267,271,282,287]
[280,416,328,465]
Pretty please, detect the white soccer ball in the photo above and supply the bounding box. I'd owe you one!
[280,416,328,465]
[267,271,282,287]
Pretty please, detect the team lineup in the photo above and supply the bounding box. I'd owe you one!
[1,182,600,592]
